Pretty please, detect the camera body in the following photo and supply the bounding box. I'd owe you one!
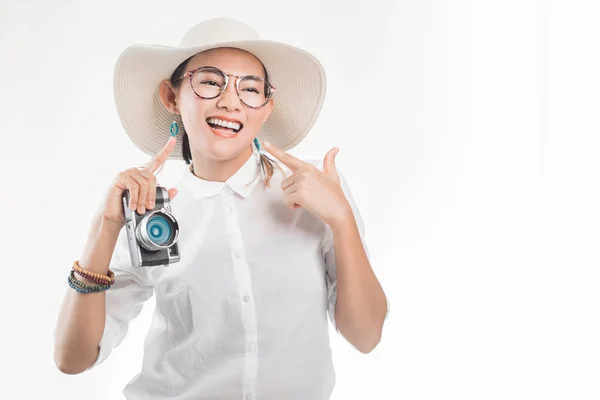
[122,186,181,268]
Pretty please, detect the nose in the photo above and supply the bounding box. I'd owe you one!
[216,77,242,112]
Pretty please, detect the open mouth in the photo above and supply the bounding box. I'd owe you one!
[206,117,243,135]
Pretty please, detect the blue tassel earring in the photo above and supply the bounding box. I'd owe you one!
[254,137,261,152]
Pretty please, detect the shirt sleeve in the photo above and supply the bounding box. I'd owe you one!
[321,168,390,332]
[86,228,155,370]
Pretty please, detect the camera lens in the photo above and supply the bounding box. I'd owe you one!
[135,210,179,251]
[146,215,173,246]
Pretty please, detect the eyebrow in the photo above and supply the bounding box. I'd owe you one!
[200,66,265,79]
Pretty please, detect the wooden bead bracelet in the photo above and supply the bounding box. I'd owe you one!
[72,260,115,285]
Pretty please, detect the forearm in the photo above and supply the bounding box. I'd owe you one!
[53,213,122,374]
[330,209,387,353]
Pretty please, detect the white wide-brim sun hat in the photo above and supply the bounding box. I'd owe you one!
[113,18,327,159]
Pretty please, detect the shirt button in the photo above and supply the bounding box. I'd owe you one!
[246,395,253,400]
[243,295,250,302]
[249,343,256,352]
[235,251,241,258]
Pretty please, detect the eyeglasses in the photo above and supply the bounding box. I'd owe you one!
[176,66,276,109]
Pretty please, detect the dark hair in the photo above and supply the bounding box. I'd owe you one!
[168,53,279,186]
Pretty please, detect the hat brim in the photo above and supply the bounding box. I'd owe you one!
[113,39,326,159]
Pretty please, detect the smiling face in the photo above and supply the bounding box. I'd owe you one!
[162,47,274,164]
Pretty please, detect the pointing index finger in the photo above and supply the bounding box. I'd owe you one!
[146,136,177,173]
[264,141,306,171]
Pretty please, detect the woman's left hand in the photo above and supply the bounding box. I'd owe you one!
[263,141,352,227]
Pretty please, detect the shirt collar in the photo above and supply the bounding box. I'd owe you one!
[179,146,263,199]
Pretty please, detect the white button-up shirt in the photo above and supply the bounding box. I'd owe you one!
[88,147,375,399]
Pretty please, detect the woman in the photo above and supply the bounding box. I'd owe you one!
[54,18,388,400]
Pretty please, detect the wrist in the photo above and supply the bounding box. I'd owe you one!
[327,204,355,232]
[100,215,125,233]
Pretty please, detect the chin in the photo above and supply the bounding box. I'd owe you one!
[192,136,252,162]
[205,147,241,161]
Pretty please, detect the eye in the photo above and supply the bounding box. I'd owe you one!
[242,87,260,94]
[200,80,221,87]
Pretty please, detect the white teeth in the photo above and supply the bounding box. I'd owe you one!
[207,117,241,131]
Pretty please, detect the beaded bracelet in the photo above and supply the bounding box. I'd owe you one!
[72,260,115,285]
[68,271,111,293]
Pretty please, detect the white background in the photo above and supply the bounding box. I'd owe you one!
[0,0,598,399]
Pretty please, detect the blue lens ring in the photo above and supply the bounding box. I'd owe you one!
[146,215,173,245]
[135,209,180,250]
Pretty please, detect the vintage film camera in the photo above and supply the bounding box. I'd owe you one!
[122,186,180,267]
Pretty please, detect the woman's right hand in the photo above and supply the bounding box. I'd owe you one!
[101,136,179,228]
